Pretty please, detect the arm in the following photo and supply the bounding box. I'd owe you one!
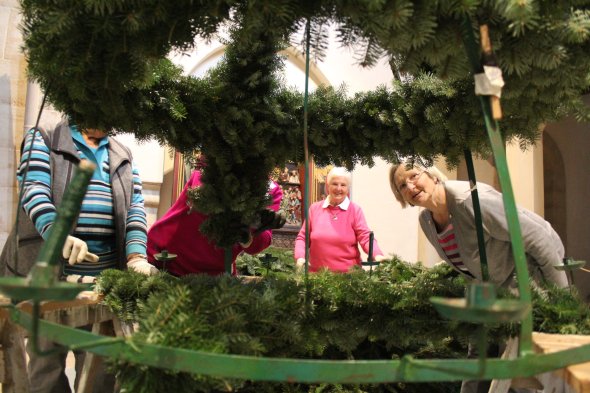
[239,179,284,255]
[268,180,283,211]
[294,201,316,261]
[294,220,308,261]
[125,161,148,258]
[17,129,56,239]
[125,162,156,275]
[471,185,566,285]
[241,230,272,255]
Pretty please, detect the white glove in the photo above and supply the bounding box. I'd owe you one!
[296,258,306,270]
[63,236,100,265]
[65,274,97,284]
[127,256,159,275]
[374,255,386,262]
[76,290,99,300]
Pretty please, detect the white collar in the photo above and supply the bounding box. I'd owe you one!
[322,196,350,210]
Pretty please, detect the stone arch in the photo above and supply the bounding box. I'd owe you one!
[187,45,331,87]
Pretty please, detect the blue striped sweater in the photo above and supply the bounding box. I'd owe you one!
[18,127,148,276]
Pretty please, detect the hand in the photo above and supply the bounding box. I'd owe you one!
[63,236,100,265]
[374,255,386,262]
[235,210,287,247]
[226,219,253,246]
[434,260,447,268]
[296,258,306,270]
[127,256,159,275]
[76,290,99,300]
[239,232,253,248]
[254,210,286,234]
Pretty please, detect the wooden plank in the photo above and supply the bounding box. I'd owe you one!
[76,318,119,393]
[17,297,102,314]
[488,337,518,393]
[16,298,115,328]
[488,337,544,393]
[533,332,590,393]
[77,322,103,393]
[112,318,135,338]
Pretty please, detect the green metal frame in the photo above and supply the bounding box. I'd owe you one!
[5,309,590,383]
[460,16,534,356]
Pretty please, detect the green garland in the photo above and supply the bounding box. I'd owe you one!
[20,0,590,246]
[21,0,590,133]
[96,257,590,393]
[235,246,296,277]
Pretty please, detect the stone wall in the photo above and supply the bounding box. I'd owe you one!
[0,1,26,250]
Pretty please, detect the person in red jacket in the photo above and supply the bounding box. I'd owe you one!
[147,170,284,276]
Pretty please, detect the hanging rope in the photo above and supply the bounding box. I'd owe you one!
[302,18,312,284]
[463,150,489,281]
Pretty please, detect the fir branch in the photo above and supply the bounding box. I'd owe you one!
[21,0,590,248]
[97,255,590,392]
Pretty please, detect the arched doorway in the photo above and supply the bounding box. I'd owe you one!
[543,96,590,301]
[542,132,567,247]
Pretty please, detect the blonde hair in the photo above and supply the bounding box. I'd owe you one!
[389,161,447,208]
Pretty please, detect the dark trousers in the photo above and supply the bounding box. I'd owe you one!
[26,325,116,393]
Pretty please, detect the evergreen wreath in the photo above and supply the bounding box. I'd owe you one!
[21,0,590,246]
[97,257,590,393]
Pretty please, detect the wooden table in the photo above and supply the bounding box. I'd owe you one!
[533,332,590,393]
[0,295,128,393]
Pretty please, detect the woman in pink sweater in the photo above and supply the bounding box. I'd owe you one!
[294,167,385,273]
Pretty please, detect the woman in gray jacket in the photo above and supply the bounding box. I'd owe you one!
[388,162,568,289]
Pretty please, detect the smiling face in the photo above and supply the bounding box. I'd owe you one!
[327,175,349,206]
[393,166,437,208]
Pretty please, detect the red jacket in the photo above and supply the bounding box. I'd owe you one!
[147,170,282,276]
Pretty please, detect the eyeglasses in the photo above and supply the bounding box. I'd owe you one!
[397,171,425,192]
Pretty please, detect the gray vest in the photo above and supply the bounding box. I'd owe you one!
[0,122,134,277]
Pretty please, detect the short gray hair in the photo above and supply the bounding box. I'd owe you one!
[389,161,447,208]
[327,167,352,187]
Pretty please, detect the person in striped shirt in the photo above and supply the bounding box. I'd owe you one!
[14,120,152,393]
[389,162,567,289]
[16,122,154,281]
[389,161,568,393]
